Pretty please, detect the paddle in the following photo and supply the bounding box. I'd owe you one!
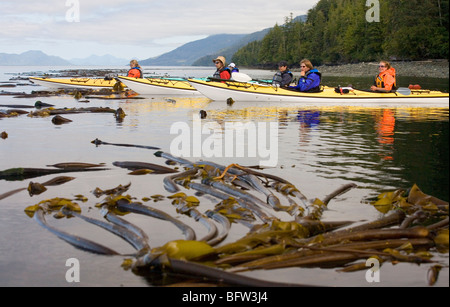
[231,72,253,82]
[234,74,410,96]
[396,87,412,95]
[349,87,412,95]
[367,87,412,95]
[230,73,273,87]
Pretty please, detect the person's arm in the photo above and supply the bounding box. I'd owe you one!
[281,73,293,87]
[289,78,302,90]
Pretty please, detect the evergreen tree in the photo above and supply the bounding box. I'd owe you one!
[232,0,449,66]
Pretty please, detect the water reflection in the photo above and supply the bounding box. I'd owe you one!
[297,110,320,146]
[297,110,321,127]
[375,109,395,161]
[1,67,448,287]
[203,106,448,201]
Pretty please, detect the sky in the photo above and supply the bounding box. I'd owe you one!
[0,0,319,61]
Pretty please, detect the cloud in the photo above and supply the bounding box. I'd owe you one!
[0,0,319,60]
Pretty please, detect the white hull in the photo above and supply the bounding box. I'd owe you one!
[118,77,202,96]
[188,80,449,106]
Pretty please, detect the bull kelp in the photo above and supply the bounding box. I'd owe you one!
[22,151,449,287]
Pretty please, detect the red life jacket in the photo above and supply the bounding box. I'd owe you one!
[375,68,397,91]
[128,68,143,78]
[213,67,231,80]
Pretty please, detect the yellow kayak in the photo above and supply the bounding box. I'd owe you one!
[30,77,119,90]
[188,78,449,104]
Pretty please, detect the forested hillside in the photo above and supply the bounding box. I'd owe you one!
[232,0,449,68]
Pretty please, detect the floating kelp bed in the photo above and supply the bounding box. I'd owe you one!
[6,81,134,100]
[1,105,127,124]
[19,150,449,287]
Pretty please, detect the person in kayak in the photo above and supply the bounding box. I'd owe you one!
[212,56,231,80]
[289,59,322,92]
[128,60,143,78]
[228,63,239,73]
[272,61,293,88]
[370,61,397,92]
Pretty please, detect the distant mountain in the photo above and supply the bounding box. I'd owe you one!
[140,34,248,66]
[192,28,271,66]
[0,50,129,66]
[140,15,306,67]
[69,54,129,66]
[294,15,307,23]
[0,50,71,66]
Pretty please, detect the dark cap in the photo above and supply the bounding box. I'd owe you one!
[278,61,288,67]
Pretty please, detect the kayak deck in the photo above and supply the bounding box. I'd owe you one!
[30,77,118,89]
[188,78,449,103]
[117,76,201,96]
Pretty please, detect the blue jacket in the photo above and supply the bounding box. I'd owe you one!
[290,69,321,92]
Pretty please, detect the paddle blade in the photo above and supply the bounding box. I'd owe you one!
[396,87,411,95]
[231,72,252,82]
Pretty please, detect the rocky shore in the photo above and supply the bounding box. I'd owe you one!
[311,60,449,78]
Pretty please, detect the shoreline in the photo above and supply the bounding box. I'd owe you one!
[310,60,449,78]
[1,61,448,80]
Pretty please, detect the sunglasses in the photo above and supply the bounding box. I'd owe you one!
[379,65,386,68]
[215,61,222,64]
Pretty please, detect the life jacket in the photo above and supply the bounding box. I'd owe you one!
[374,67,397,91]
[272,71,293,85]
[128,67,143,78]
[300,69,322,92]
[213,67,231,80]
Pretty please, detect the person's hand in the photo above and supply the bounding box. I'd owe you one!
[370,85,377,91]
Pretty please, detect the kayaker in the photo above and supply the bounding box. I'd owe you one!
[289,59,322,92]
[212,56,231,80]
[228,63,239,73]
[272,61,293,88]
[128,60,143,78]
[370,61,397,92]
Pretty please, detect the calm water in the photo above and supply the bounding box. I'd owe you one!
[0,66,448,287]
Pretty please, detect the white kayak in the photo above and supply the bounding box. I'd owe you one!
[117,76,202,96]
[188,78,449,105]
